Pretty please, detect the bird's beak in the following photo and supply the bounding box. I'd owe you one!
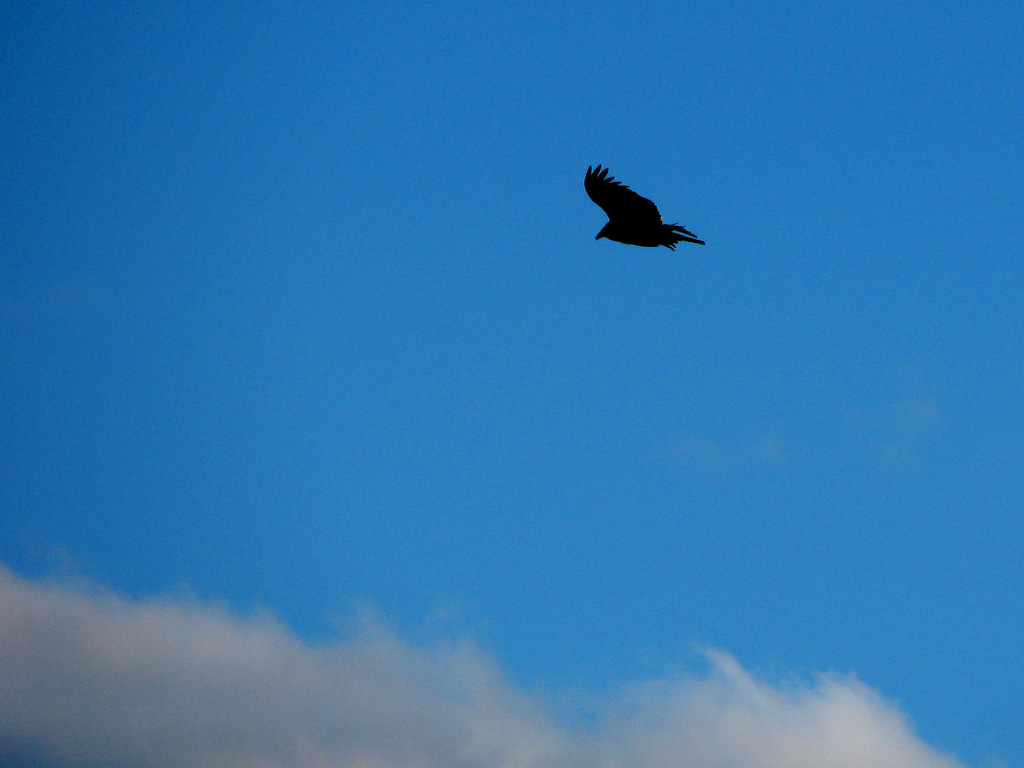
[595,233,604,240]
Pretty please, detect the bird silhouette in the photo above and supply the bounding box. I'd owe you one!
[585,165,704,249]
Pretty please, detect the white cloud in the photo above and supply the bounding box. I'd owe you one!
[598,651,963,768]
[0,564,967,768]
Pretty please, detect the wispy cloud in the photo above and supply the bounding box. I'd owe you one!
[844,386,944,469]
[673,430,790,474]
[0,564,966,768]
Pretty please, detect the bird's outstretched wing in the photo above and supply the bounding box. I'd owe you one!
[585,165,663,226]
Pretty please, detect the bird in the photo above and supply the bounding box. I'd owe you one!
[585,165,704,249]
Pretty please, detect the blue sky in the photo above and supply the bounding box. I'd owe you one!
[2,2,1022,766]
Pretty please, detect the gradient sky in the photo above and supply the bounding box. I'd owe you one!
[2,2,1023,767]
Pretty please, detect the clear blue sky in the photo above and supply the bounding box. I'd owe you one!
[2,2,1022,766]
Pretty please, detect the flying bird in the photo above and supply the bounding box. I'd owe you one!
[585,165,704,249]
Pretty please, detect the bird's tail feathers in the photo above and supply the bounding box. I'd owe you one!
[667,223,705,246]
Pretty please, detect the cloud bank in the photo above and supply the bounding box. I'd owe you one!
[0,564,965,768]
